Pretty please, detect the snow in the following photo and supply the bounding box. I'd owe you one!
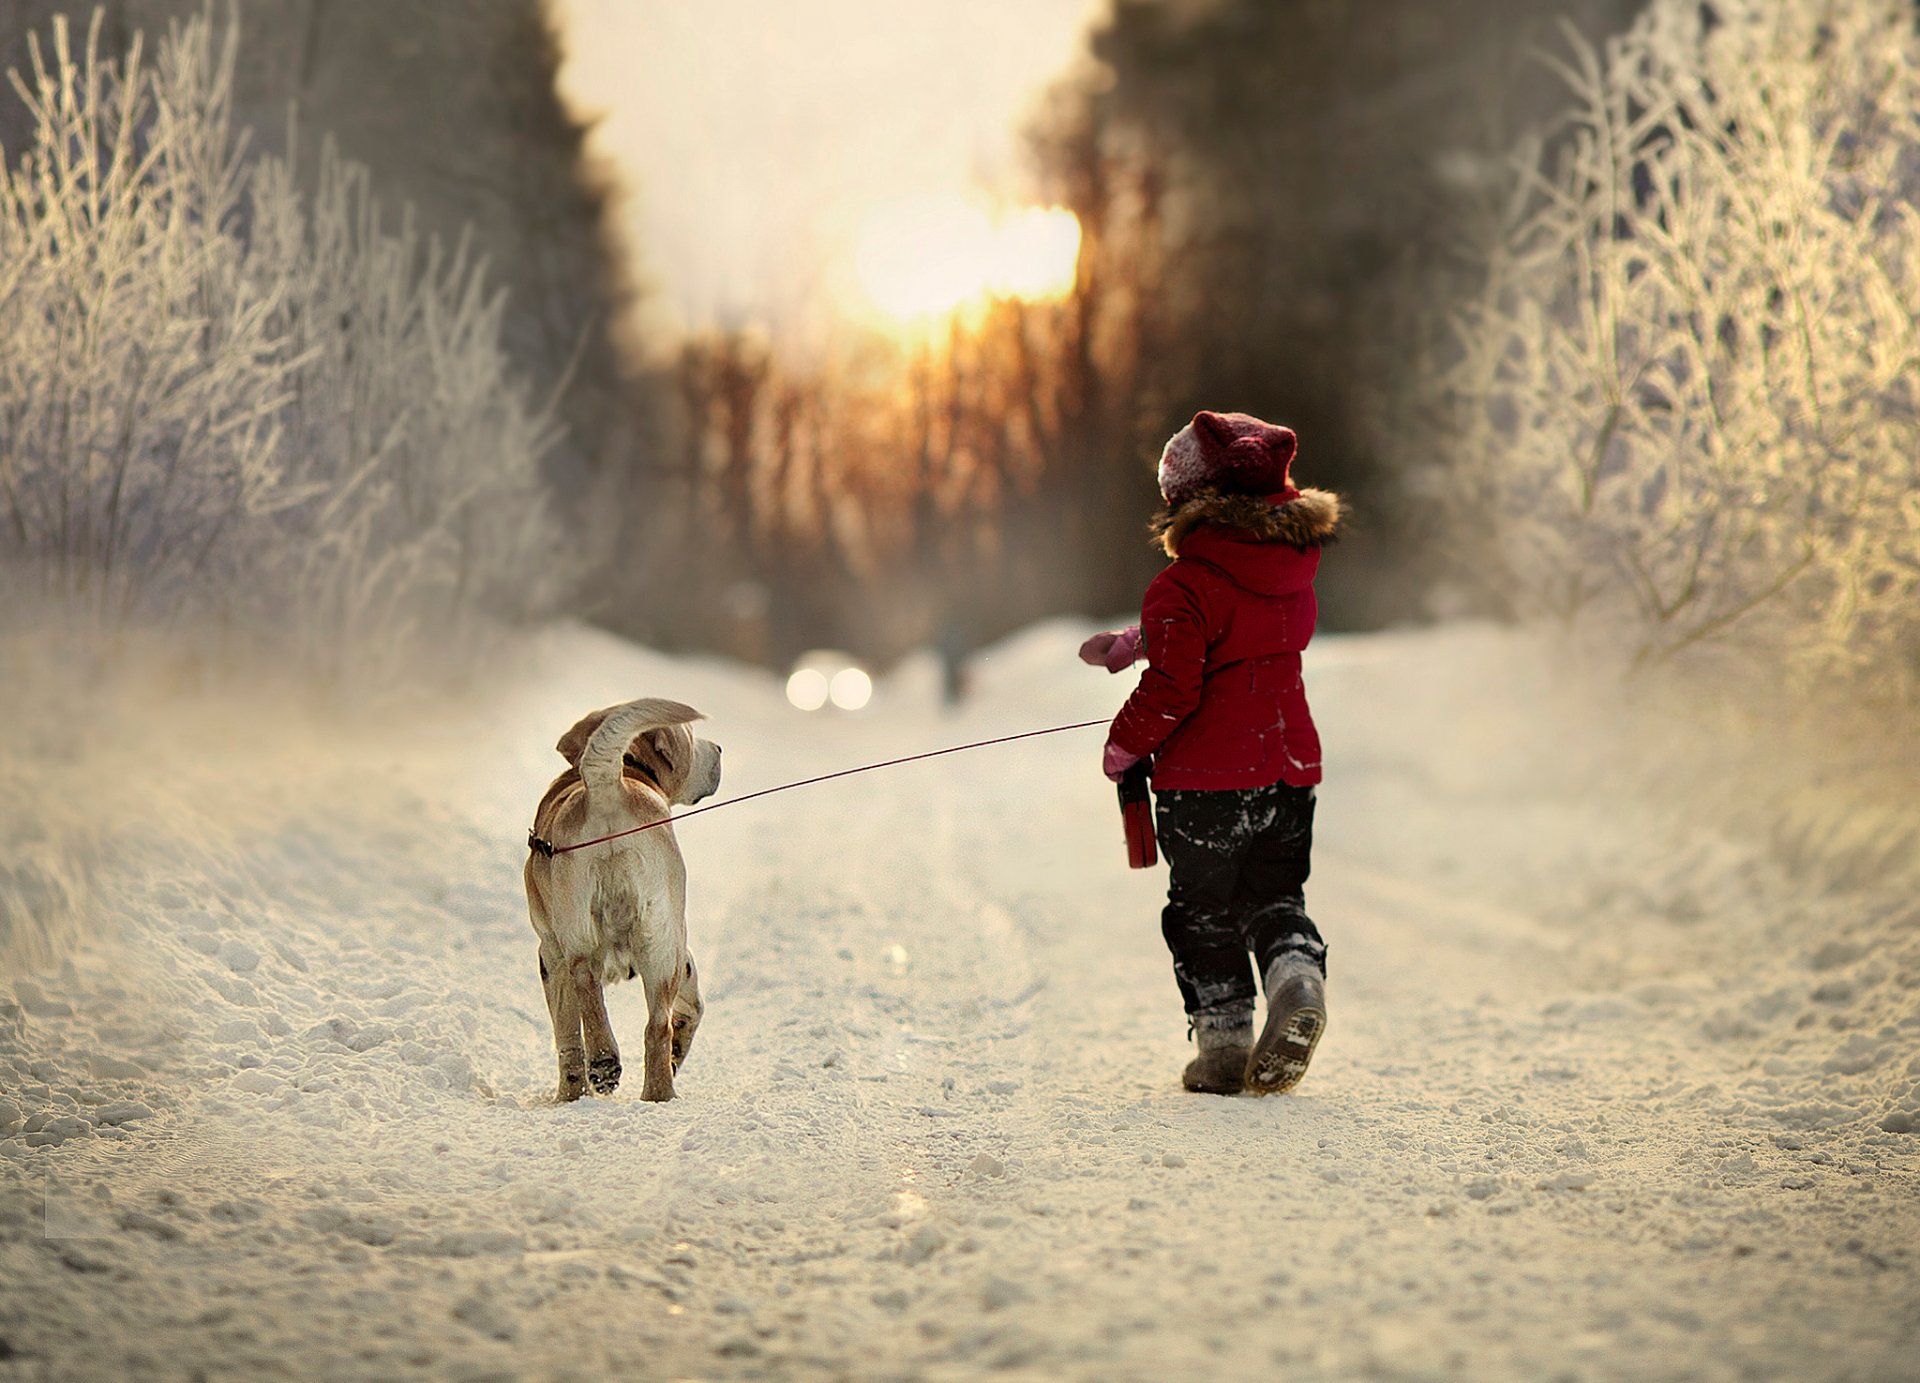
[2,619,1917,1380]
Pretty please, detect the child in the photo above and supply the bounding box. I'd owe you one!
[1081,410,1341,1095]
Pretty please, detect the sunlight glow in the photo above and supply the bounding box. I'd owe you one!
[853,198,1081,323]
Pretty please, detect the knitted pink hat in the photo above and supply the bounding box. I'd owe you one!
[1157,410,1298,507]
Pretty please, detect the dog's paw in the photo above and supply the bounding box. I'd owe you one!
[557,1069,587,1103]
[588,1054,623,1095]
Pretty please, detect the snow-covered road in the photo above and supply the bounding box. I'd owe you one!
[2,621,1916,1381]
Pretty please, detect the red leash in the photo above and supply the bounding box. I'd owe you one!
[528,717,1110,858]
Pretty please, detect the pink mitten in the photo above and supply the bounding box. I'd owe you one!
[1078,631,1117,665]
[1102,740,1142,782]
[1078,625,1143,673]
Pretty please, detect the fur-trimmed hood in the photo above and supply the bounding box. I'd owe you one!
[1149,487,1343,559]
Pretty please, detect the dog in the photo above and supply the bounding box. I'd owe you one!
[523,699,722,1102]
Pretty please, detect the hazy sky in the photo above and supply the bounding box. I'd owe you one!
[553,0,1104,350]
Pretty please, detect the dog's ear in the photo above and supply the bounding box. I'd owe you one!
[633,723,693,792]
[555,707,614,766]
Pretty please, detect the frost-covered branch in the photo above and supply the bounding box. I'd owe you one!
[1409,0,1920,694]
[0,8,561,680]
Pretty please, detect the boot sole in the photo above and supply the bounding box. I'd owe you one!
[1245,1003,1324,1095]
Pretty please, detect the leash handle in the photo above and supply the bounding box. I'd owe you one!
[532,717,1111,857]
[1117,762,1157,869]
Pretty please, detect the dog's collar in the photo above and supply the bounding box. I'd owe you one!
[623,752,664,790]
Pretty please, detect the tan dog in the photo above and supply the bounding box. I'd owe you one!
[524,699,722,1102]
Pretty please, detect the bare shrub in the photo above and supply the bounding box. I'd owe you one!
[1422,0,1920,691]
[0,10,559,680]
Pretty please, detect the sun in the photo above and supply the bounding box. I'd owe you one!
[852,196,1081,324]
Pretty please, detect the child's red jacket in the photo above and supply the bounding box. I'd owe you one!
[1109,487,1342,790]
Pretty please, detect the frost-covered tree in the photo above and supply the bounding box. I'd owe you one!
[0,11,560,678]
[1423,0,1920,692]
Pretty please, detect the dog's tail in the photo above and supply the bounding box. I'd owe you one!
[578,698,704,799]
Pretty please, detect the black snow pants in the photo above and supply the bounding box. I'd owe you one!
[1154,780,1327,1018]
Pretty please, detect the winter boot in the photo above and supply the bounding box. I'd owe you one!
[1246,952,1325,1095]
[1182,1010,1253,1095]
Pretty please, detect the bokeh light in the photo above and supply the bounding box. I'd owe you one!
[785,668,830,711]
[829,667,874,711]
